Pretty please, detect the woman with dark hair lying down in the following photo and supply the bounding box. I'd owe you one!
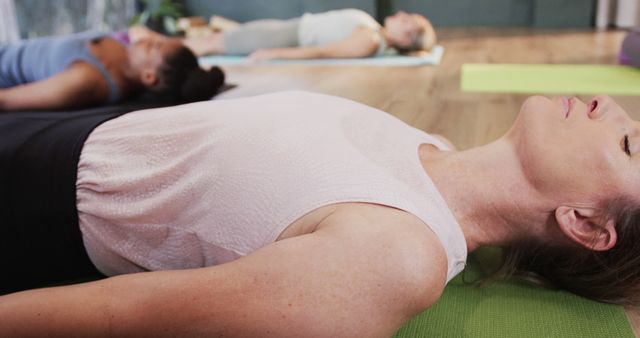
[0,26,224,111]
[0,91,638,337]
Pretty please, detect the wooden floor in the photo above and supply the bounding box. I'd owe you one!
[214,27,640,335]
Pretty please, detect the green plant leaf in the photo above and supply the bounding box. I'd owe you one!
[135,0,183,27]
[140,10,151,25]
[129,13,142,26]
[163,16,178,35]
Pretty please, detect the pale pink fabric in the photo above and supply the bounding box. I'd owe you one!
[76,91,467,280]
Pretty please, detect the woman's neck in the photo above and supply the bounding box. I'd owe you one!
[91,38,144,95]
[420,139,551,252]
[380,28,395,48]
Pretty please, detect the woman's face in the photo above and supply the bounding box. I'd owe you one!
[507,95,640,206]
[384,11,428,48]
[128,36,183,75]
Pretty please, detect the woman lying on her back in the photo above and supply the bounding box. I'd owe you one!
[0,91,638,337]
[184,9,437,61]
[0,26,224,111]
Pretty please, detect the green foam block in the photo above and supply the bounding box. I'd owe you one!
[461,63,640,95]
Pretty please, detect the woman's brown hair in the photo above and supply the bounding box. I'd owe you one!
[156,45,225,102]
[496,197,640,305]
[394,19,437,54]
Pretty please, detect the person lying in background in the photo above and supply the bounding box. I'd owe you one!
[0,26,224,111]
[184,9,436,61]
[0,91,638,337]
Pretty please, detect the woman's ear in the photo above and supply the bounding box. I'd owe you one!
[555,206,617,251]
[140,69,159,88]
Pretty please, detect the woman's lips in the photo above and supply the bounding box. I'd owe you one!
[562,96,573,118]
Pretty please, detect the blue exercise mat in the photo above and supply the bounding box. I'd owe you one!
[199,45,444,67]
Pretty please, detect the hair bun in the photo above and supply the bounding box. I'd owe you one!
[180,66,226,102]
[208,66,225,86]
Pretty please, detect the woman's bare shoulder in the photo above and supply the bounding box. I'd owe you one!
[317,203,449,308]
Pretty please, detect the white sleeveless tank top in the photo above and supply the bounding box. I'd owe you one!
[76,91,467,281]
[298,9,388,54]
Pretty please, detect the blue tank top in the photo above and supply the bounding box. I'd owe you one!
[0,31,120,103]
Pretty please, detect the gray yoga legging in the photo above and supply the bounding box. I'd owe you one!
[223,18,301,55]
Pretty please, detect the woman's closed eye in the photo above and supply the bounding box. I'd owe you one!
[624,135,631,156]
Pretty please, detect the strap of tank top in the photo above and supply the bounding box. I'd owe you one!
[73,34,120,104]
[76,53,120,104]
[376,30,390,55]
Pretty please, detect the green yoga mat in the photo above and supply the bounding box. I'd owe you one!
[461,64,640,95]
[393,250,634,338]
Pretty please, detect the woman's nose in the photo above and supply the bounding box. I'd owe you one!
[587,95,613,120]
[588,95,635,129]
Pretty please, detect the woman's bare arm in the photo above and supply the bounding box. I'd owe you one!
[0,63,108,111]
[0,206,446,337]
[0,90,6,111]
[249,27,381,61]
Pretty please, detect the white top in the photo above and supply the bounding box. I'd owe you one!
[298,8,388,54]
[76,91,467,282]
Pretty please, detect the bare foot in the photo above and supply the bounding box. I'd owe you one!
[209,15,240,32]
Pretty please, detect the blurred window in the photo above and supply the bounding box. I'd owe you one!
[14,0,136,39]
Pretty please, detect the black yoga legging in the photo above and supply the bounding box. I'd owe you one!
[0,106,142,294]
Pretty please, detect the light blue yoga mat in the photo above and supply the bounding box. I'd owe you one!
[461,63,640,95]
[199,45,444,67]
